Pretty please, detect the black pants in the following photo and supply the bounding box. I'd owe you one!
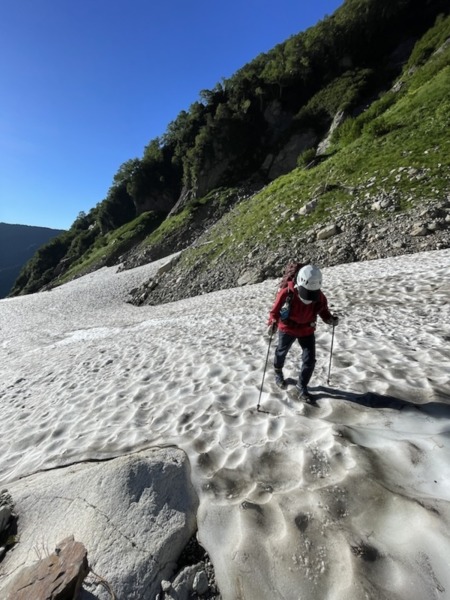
[274,332,316,389]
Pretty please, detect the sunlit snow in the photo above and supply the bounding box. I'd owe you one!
[1,249,450,599]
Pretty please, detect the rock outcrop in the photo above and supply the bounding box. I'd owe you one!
[5,536,88,600]
[0,448,199,600]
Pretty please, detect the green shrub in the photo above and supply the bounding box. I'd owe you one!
[333,116,363,146]
[297,148,317,168]
[363,117,396,138]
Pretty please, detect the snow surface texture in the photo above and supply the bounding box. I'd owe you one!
[1,250,450,600]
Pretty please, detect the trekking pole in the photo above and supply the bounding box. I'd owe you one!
[257,326,274,412]
[326,323,335,386]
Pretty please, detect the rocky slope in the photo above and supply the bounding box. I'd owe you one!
[127,190,450,307]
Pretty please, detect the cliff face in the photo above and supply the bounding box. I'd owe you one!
[0,223,65,298]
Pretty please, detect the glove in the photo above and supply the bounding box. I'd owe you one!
[330,315,339,327]
[267,320,278,335]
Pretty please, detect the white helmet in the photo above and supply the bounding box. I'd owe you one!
[296,265,322,302]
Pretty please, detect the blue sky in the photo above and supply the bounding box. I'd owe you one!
[1,0,343,230]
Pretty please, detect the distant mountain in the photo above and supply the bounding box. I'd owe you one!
[0,223,66,298]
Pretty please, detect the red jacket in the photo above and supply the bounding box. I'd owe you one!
[269,281,332,337]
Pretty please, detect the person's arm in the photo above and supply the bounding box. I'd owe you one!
[317,292,337,324]
[268,287,289,325]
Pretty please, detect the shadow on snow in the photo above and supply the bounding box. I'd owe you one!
[314,385,450,420]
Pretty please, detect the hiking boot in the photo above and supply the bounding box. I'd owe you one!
[295,385,316,405]
[274,368,287,390]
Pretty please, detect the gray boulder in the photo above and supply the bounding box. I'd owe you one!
[0,447,198,600]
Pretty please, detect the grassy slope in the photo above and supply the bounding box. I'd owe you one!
[56,211,164,285]
[169,32,450,273]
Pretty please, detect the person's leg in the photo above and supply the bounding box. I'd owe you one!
[273,331,296,388]
[297,334,316,393]
[274,331,296,369]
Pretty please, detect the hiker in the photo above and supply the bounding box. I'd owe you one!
[267,264,338,401]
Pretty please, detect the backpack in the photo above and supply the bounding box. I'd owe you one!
[279,262,305,290]
[278,262,305,322]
